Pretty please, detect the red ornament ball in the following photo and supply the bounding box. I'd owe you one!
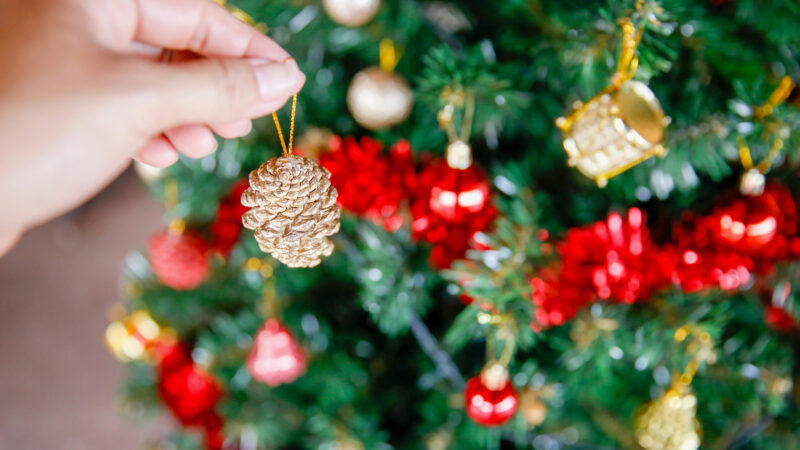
[709,184,799,262]
[765,305,797,333]
[157,344,223,431]
[411,158,497,268]
[148,230,210,290]
[247,318,308,386]
[320,136,416,232]
[464,372,518,426]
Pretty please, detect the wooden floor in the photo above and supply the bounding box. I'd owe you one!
[0,169,170,449]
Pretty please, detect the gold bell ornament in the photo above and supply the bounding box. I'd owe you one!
[556,19,669,187]
[635,381,701,450]
[347,39,413,130]
[241,93,341,268]
[323,0,380,27]
[636,325,715,450]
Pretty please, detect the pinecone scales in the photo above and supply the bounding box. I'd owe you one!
[241,155,340,268]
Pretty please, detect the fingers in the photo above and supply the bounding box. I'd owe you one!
[132,0,290,60]
[143,121,252,163]
[128,56,304,130]
[211,120,252,139]
[165,124,217,159]
[135,135,179,167]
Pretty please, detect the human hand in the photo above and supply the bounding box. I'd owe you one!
[0,0,305,254]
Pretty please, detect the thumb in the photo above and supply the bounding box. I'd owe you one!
[128,57,305,130]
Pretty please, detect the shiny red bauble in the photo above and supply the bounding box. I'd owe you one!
[464,375,518,426]
[411,159,497,268]
[320,136,416,232]
[148,230,210,290]
[247,319,308,386]
[710,184,798,259]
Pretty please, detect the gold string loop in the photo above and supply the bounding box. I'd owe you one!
[754,75,795,119]
[272,93,298,158]
[612,18,643,88]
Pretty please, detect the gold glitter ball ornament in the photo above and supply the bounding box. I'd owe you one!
[635,385,701,450]
[323,0,380,27]
[347,67,413,130]
[241,155,340,268]
[557,80,668,187]
[519,389,548,427]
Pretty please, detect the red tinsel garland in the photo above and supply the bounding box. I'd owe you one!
[320,136,417,232]
[530,184,800,328]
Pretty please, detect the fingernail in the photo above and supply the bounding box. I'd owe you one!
[251,60,300,100]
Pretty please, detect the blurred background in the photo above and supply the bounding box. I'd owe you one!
[0,169,165,449]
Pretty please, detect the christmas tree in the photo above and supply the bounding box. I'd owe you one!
[109,0,800,448]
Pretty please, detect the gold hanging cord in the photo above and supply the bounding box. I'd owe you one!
[612,18,644,88]
[272,91,298,158]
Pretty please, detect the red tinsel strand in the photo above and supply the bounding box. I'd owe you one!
[320,136,416,232]
[530,184,800,328]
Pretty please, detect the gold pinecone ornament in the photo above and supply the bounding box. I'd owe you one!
[241,155,340,268]
[635,383,701,450]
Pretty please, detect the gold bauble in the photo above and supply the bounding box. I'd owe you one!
[520,389,548,427]
[323,0,380,27]
[241,155,340,268]
[635,385,701,450]
[425,430,452,450]
[347,67,413,130]
[296,127,334,160]
[556,80,668,187]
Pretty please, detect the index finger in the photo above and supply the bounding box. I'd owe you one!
[132,0,290,60]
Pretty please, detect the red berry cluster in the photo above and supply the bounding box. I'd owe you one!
[531,184,800,328]
[320,136,497,268]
